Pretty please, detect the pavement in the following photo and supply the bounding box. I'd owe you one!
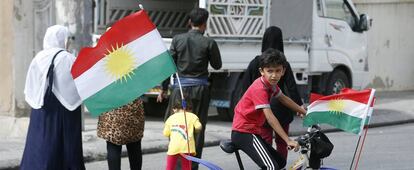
[1,90,414,169]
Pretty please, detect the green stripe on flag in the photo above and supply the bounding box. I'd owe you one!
[85,51,175,116]
[303,111,363,134]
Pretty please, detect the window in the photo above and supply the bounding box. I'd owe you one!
[325,0,356,29]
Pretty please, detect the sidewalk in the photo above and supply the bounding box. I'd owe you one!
[1,90,414,169]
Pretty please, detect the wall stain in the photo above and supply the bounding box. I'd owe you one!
[384,39,390,48]
[366,76,394,89]
[13,5,22,21]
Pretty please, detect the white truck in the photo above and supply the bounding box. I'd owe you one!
[93,0,371,120]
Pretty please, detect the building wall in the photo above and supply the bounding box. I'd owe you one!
[355,0,414,90]
[0,0,92,117]
[13,0,36,117]
[0,0,14,116]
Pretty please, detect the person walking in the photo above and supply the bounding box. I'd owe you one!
[21,25,85,170]
[97,98,145,170]
[157,8,222,169]
[241,26,304,161]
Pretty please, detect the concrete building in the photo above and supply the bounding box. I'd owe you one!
[0,0,413,121]
[0,0,92,118]
[355,0,414,90]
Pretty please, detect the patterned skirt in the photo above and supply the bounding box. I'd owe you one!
[97,99,145,145]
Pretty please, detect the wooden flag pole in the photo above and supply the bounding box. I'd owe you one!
[175,73,192,160]
[349,134,362,170]
[354,126,369,170]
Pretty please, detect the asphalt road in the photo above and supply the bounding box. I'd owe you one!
[86,123,414,170]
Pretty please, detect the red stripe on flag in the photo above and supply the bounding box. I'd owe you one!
[316,89,372,104]
[71,10,156,78]
[310,93,325,104]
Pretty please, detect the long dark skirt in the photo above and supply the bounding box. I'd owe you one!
[164,85,210,170]
[20,93,85,170]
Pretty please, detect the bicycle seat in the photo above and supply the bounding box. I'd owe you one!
[220,139,237,153]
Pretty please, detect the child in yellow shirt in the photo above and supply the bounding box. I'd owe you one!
[163,99,202,170]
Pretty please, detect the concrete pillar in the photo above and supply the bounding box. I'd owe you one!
[0,0,15,117]
[55,0,93,55]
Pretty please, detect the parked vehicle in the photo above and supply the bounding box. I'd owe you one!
[92,0,371,120]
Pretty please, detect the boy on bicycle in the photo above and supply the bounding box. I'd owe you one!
[231,48,307,169]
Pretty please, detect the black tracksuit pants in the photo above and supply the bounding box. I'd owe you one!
[231,131,286,170]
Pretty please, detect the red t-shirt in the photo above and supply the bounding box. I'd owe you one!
[232,76,282,135]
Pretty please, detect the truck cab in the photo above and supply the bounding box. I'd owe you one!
[93,0,371,120]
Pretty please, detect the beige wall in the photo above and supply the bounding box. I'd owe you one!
[355,0,414,90]
[0,0,14,116]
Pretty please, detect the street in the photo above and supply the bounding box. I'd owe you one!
[86,123,414,170]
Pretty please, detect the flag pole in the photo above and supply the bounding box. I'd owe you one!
[349,89,375,170]
[354,125,369,170]
[174,73,192,161]
[349,135,362,170]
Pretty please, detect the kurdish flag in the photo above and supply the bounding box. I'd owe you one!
[303,89,375,134]
[71,10,176,116]
[341,88,376,125]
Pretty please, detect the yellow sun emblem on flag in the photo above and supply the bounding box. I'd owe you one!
[104,43,137,82]
[327,98,345,115]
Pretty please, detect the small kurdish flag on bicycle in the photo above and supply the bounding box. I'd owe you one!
[303,88,375,135]
[71,10,176,116]
[341,88,376,125]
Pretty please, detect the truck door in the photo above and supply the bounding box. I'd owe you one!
[323,0,367,91]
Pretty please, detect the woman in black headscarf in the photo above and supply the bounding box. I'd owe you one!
[240,26,303,162]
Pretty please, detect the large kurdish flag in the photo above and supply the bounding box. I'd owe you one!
[71,10,176,116]
[303,89,375,134]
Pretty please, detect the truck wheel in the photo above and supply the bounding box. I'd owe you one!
[325,70,350,95]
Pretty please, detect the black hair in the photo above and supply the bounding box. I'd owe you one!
[189,8,209,26]
[172,97,193,112]
[259,48,287,69]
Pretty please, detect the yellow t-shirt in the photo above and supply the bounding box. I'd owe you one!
[163,111,202,155]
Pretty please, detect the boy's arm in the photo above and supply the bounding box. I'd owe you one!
[263,108,299,150]
[263,108,290,143]
[208,40,222,70]
[278,93,306,117]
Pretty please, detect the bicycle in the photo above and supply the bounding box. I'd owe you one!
[220,125,336,170]
[288,125,336,170]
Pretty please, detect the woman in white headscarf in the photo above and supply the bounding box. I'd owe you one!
[20,25,85,170]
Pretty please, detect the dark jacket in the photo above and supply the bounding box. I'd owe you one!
[240,26,303,125]
[162,29,222,90]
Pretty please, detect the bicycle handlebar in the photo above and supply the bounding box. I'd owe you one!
[295,124,321,147]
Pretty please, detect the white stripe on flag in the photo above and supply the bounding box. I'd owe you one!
[307,100,367,119]
[74,29,167,100]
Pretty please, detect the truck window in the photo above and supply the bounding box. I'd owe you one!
[325,0,356,29]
